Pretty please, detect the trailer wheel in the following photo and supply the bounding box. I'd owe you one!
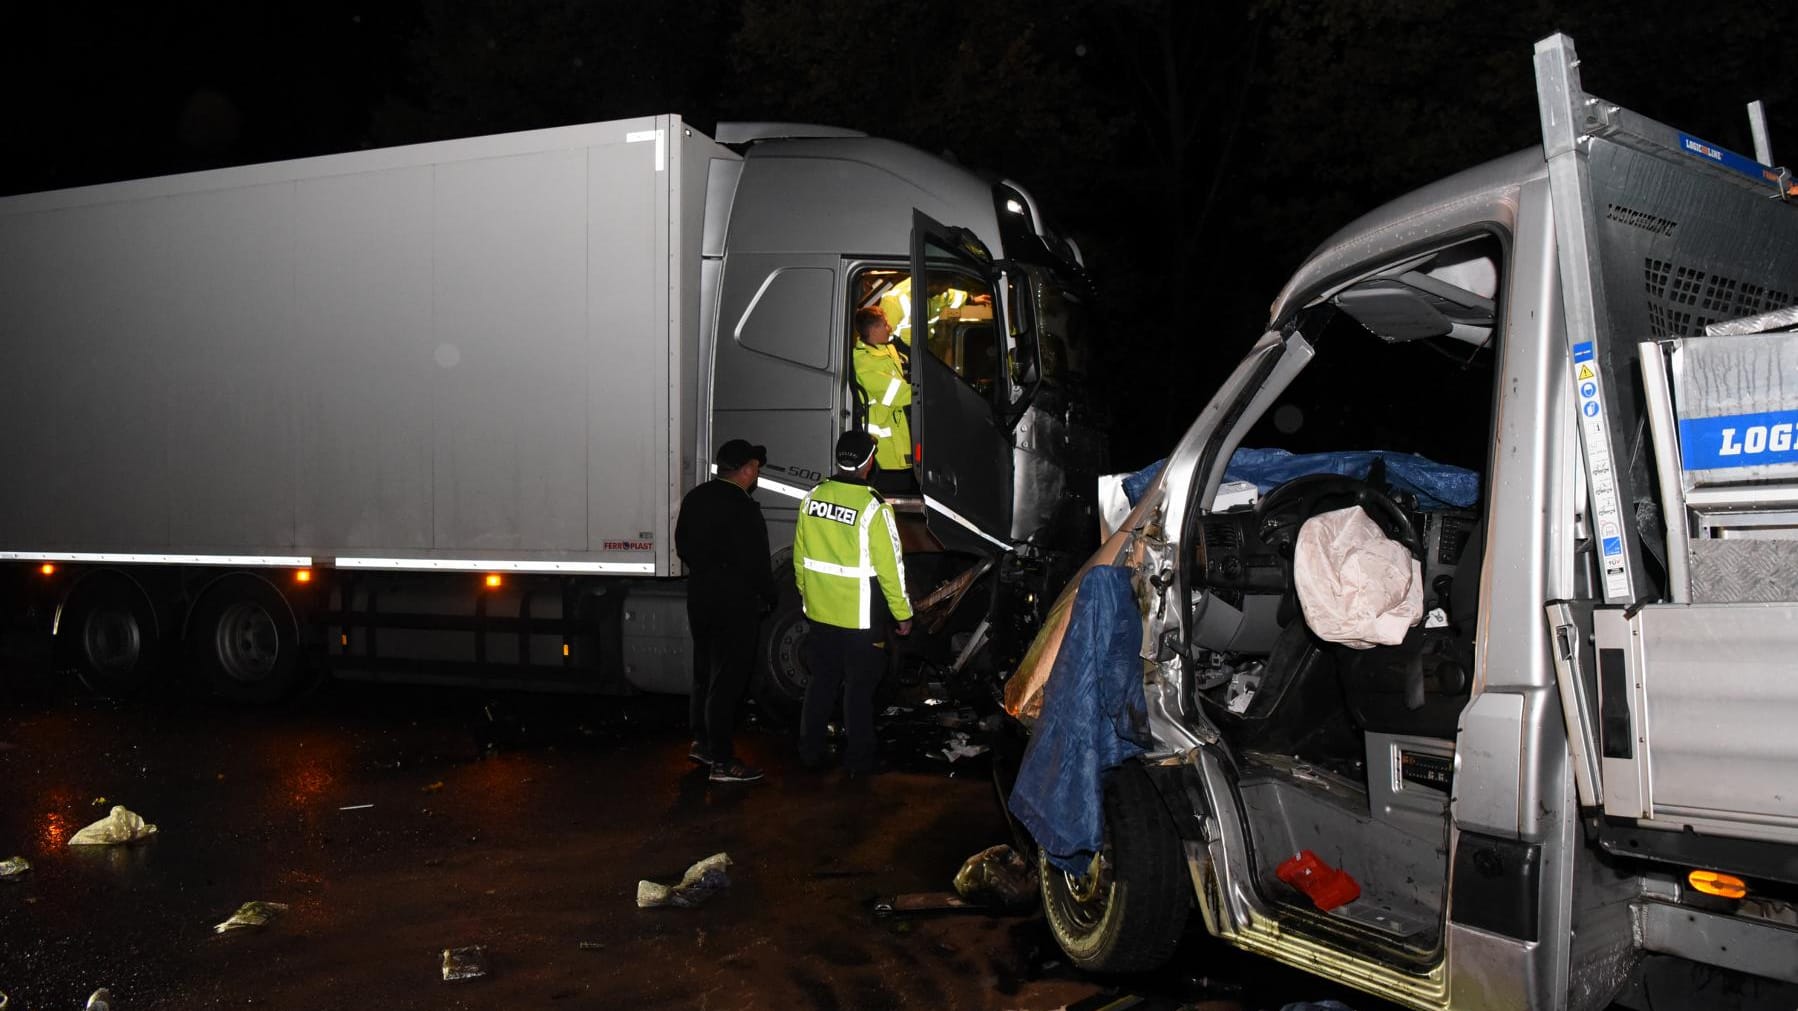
[189,575,300,703]
[1039,763,1191,973]
[58,572,161,698]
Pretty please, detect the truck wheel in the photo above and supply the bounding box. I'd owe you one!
[189,575,300,703]
[58,573,161,698]
[1039,763,1191,972]
[754,585,809,722]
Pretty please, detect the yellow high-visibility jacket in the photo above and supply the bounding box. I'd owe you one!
[853,342,912,471]
[793,477,912,630]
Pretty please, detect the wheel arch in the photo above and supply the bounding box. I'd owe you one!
[52,566,162,642]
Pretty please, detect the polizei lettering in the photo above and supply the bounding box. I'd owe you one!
[804,499,860,525]
[1718,422,1796,457]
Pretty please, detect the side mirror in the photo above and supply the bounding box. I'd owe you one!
[997,264,1042,424]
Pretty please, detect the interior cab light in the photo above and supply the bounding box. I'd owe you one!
[39,563,56,576]
[484,574,503,588]
[1688,869,1748,899]
[295,569,313,583]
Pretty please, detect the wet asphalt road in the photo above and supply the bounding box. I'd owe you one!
[0,666,1390,1011]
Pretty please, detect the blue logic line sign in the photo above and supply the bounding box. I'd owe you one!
[1679,410,1798,471]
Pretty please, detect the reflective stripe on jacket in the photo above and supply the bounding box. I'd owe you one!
[792,478,912,629]
[852,343,912,470]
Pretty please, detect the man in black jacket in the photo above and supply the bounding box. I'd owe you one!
[674,438,777,783]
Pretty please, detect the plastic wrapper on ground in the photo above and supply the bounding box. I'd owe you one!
[84,989,112,1011]
[952,845,1038,908]
[68,806,158,846]
[214,900,290,933]
[0,856,29,879]
[441,945,489,981]
[636,852,732,908]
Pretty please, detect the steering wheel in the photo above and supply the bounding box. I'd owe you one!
[1251,473,1424,562]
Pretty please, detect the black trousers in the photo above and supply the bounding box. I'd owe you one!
[688,611,759,764]
[799,621,886,773]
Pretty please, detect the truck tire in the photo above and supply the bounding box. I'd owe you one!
[755,582,809,723]
[1040,763,1191,973]
[189,575,300,704]
[57,572,161,698]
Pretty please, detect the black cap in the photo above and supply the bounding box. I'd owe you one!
[716,438,767,472]
[834,430,877,472]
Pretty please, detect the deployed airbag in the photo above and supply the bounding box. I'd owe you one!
[1294,506,1422,648]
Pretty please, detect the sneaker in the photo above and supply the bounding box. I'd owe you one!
[688,742,710,765]
[708,760,765,783]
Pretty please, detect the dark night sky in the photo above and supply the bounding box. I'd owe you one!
[3,1,1793,466]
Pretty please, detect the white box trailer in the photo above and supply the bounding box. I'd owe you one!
[0,114,716,577]
[0,115,1106,703]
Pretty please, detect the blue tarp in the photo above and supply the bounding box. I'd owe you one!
[1120,458,1165,506]
[1225,448,1478,510]
[1121,449,1478,512]
[1008,565,1149,874]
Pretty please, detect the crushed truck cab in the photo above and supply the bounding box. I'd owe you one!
[1008,34,1798,1011]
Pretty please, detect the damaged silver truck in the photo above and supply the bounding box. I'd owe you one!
[1005,34,1798,1010]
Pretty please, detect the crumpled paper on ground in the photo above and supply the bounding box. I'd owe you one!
[68,806,158,846]
[952,844,1038,908]
[0,856,29,879]
[214,900,290,933]
[636,852,732,908]
[1294,505,1422,648]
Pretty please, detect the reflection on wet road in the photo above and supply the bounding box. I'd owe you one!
[0,676,1388,1010]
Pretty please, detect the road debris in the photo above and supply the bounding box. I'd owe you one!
[577,941,605,950]
[214,900,290,933]
[84,989,113,1011]
[0,856,29,879]
[421,781,444,793]
[940,731,988,762]
[952,844,1037,908]
[872,892,981,916]
[636,852,732,909]
[338,803,374,811]
[441,945,489,982]
[68,806,157,846]
[91,796,108,806]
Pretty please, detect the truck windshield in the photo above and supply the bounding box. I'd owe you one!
[1027,269,1090,388]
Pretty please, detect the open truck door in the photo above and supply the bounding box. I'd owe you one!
[909,210,1014,556]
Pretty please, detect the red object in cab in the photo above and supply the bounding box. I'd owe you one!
[1275,850,1361,911]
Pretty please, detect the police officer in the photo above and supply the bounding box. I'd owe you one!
[851,306,913,477]
[674,438,776,783]
[794,430,914,776]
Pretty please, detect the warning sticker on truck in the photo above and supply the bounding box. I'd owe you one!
[1571,341,1632,600]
